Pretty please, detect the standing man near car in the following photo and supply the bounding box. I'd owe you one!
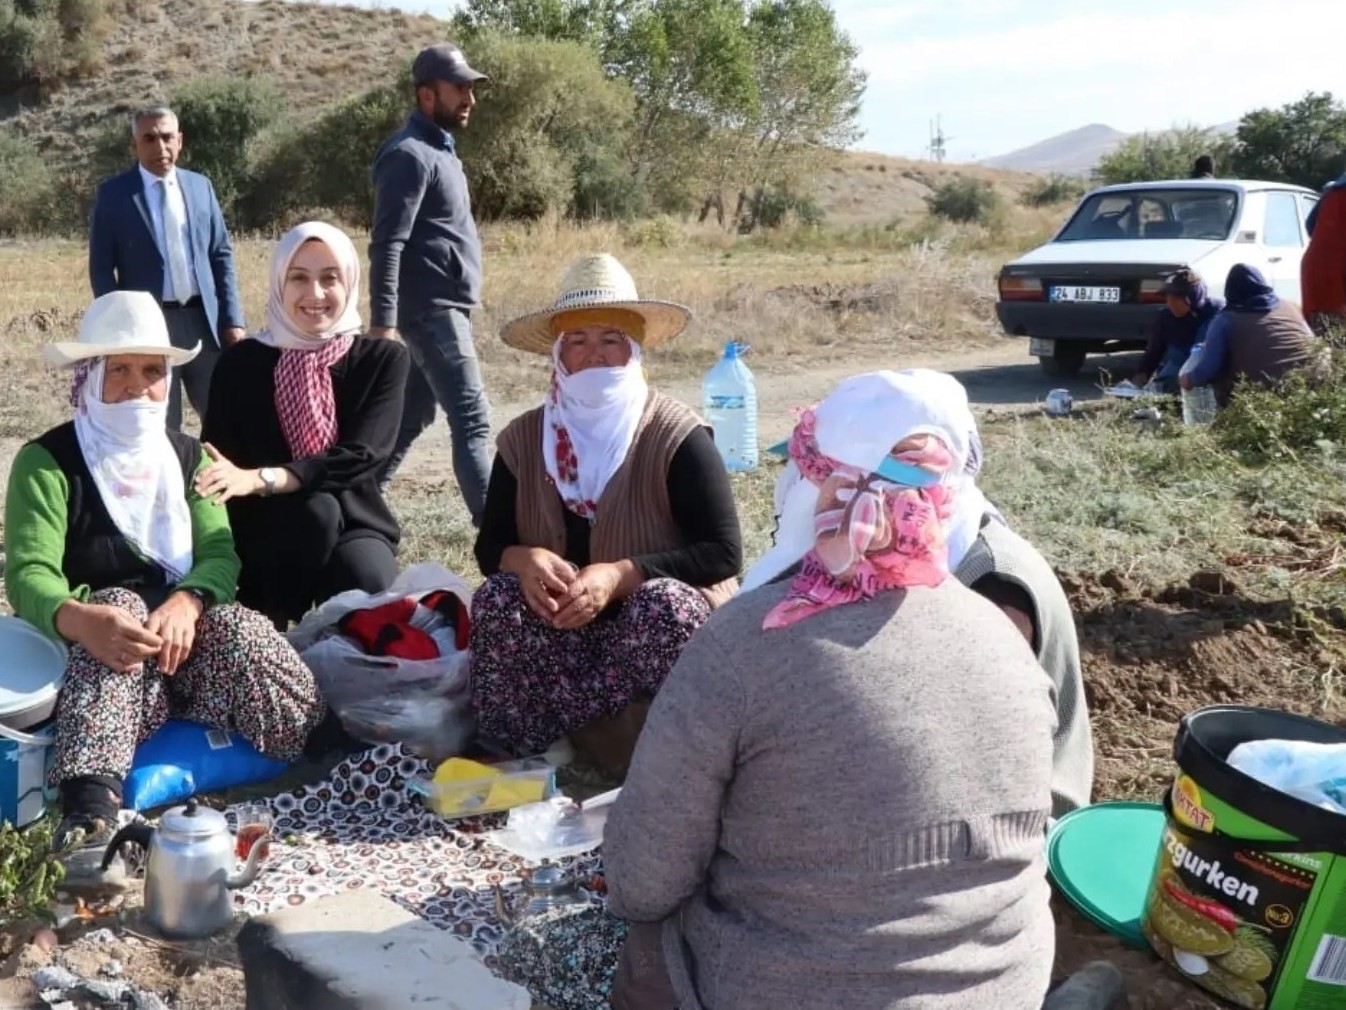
[88,105,246,432]
[370,43,492,525]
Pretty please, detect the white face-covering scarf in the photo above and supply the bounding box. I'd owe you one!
[741,369,1003,593]
[71,357,194,581]
[542,336,649,520]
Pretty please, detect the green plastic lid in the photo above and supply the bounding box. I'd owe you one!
[1047,801,1165,949]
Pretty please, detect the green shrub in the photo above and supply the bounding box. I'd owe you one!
[173,76,284,217]
[1022,173,1086,208]
[0,0,110,89]
[0,128,58,235]
[926,176,1001,225]
[1215,355,1346,462]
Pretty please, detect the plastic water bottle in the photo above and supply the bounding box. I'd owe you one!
[1179,343,1218,426]
[703,342,759,472]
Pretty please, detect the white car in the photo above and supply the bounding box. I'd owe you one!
[995,179,1319,376]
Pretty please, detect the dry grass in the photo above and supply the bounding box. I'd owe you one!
[0,216,1028,424]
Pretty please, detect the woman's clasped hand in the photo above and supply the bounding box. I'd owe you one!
[504,545,626,630]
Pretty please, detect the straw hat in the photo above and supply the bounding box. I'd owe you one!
[42,291,200,368]
[500,254,691,355]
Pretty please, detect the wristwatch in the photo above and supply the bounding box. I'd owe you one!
[259,467,278,496]
[182,587,213,610]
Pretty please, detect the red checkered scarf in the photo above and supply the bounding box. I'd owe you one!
[257,221,364,459]
[274,334,354,459]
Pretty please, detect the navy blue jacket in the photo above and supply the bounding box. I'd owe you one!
[88,167,245,344]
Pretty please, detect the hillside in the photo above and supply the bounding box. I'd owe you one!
[984,119,1243,176]
[981,123,1127,175]
[0,0,1038,227]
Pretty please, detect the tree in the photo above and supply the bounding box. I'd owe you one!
[1094,125,1235,185]
[451,0,616,48]
[172,77,284,216]
[1231,92,1346,190]
[0,0,109,89]
[732,0,863,228]
[456,31,636,220]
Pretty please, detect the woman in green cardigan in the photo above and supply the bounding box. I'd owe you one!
[3,291,325,895]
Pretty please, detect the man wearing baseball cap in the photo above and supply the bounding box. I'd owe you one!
[369,43,494,525]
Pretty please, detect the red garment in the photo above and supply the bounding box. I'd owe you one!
[338,598,439,660]
[1302,186,1346,317]
[273,334,355,459]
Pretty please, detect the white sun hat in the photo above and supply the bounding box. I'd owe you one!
[41,290,200,369]
[500,253,692,355]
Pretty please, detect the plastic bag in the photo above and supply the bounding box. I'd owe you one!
[1227,738,1346,814]
[125,720,289,811]
[288,562,474,653]
[288,562,477,760]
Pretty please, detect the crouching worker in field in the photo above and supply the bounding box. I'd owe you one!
[199,222,409,627]
[3,292,326,895]
[604,371,1058,1010]
[470,254,742,770]
[1179,263,1321,407]
[1131,268,1223,392]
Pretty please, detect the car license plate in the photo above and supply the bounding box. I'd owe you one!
[1050,285,1121,304]
[1029,338,1055,355]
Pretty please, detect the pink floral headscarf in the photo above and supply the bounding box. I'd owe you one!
[758,406,957,629]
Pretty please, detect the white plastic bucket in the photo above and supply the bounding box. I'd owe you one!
[0,719,55,828]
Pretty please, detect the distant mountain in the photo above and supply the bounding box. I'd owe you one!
[981,124,1128,175]
[983,120,1241,176]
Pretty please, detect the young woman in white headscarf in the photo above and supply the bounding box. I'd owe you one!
[471,254,742,769]
[4,292,325,896]
[199,221,409,626]
[603,370,1057,1010]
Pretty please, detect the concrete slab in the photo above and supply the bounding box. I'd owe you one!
[237,891,530,1010]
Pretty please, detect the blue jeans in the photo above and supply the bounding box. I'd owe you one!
[378,308,492,525]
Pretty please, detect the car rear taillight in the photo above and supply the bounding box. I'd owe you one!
[999,276,1045,301]
[1138,279,1167,304]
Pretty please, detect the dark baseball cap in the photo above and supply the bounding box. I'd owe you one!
[1159,268,1201,296]
[412,43,489,86]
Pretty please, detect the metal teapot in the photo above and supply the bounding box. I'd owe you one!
[495,862,590,927]
[101,798,270,939]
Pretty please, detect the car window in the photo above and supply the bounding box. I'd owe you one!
[1300,193,1319,223]
[1264,191,1303,246]
[1057,188,1239,242]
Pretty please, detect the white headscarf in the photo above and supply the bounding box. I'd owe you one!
[741,369,1002,593]
[542,337,649,519]
[72,358,194,581]
[254,221,363,351]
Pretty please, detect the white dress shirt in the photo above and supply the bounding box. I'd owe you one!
[138,164,200,302]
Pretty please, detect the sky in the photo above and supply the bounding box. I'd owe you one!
[356,0,1340,161]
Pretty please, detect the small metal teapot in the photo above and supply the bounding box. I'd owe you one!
[101,798,270,939]
[495,862,590,927]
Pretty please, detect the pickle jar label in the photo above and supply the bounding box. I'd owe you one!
[1144,821,1318,1010]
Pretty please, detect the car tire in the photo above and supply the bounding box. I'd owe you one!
[1039,344,1087,378]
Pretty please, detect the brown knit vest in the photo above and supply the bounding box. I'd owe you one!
[497,390,738,608]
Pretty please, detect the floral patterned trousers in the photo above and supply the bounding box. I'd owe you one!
[469,574,711,756]
[50,587,326,785]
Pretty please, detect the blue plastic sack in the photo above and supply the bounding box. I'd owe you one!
[124,720,289,811]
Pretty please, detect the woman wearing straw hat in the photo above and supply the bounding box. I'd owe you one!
[198,222,409,626]
[472,254,742,766]
[3,291,326,896]
[604,371,1056,1010]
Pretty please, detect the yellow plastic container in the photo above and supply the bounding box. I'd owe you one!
[410,757,556,818]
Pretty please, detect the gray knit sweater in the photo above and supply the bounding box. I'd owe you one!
[956,519,1095,818]
[604,578,1058,1010]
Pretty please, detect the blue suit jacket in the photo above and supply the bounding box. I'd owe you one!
[88,166,245,344]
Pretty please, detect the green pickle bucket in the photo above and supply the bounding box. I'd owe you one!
[1143,705,1346,1009]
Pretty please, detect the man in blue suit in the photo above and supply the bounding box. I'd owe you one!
[88,105,246,432]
